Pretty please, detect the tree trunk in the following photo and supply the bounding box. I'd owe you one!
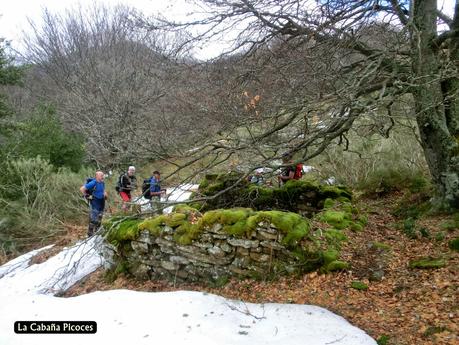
[412,0,459,209]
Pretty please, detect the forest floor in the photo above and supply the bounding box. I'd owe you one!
[44,192,459,344]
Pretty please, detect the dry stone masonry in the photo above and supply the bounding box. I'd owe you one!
[103,195,366,283]
[106,219,307,282]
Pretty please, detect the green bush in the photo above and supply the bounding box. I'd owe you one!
[0,157,89,256]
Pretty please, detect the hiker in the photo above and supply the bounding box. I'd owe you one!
[149,170,166,215]
[80,171,108,237]
[278,153,303,184]
[117,166,137,211]
[249,168,265,185]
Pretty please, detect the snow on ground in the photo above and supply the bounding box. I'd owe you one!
[135,183,199,213]
[0,290,376,345]
[0,244,54,279]
[0,183,376,344]
[0,236,104,297]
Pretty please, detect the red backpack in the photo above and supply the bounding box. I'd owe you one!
[293,163,303,179]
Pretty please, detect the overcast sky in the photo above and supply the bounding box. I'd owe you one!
[0,0,456,60]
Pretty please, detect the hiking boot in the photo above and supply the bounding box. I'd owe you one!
[88,223,95,237]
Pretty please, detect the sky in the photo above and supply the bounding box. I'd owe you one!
[0,0,456,60]
[0,0,228,59]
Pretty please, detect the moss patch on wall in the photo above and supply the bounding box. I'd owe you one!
[193,173,352,213]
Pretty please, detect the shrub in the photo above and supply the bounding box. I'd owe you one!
[0,157,89,256]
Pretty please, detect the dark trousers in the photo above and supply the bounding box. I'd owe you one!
[88,198,105,236]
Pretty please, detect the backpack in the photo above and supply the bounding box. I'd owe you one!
[142,178,152,199]
[85,177,96,198]
[115,173,125,192]
[293,163,303,180]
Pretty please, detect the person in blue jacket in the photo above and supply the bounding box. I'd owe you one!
[80,171,108,237]
[150,170,165,215]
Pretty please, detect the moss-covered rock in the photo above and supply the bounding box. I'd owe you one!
[324,260,350,272]
[322,249,339,265]
[194,173,352,213]
[409,257,446,269]
[351,281,369,290]
[104,217,143,245]
[319,210,350,229]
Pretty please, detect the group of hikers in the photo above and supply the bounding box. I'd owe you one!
[79,167,165,237]
[80,153,303,237]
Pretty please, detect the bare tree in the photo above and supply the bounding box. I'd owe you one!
[20,4,220,167]
[140,0,459,210]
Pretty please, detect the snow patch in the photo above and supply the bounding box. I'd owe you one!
[0,236,104,297]
[0,290,376,345]
[135,183,199,213]
[0,244,54,279]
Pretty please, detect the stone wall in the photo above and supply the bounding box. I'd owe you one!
[106,221,310,283]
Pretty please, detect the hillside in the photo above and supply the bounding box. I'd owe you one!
[63,193,458,345]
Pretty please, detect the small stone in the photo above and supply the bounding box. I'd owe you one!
[169,256,190,265]
[161,260,178,271]
[250,252,270,262]
[208,246,225,257]
[137,230,153,244]
[260,241,284,250]
[209,223,224,234]
[131,241,149,254]
[256,230,278,241]
[227,238,259,249]
[220,243,233,253]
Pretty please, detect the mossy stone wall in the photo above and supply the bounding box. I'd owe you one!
[103,198,364,283]
[194,173,352,214]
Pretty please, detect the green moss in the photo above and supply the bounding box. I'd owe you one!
[246,210,311,247]
[319,210,351,229]
[324,260,350,272]
[104,261,129,283]
[197,172,352,212]
[106,218,143,244]
[448,237,459,252]
[205,182,225,194]
[322,249,339,265]
[323,198,336,209]
[409,257,446,269]
[223,220,250,236]
[376,335,389,345]
[201,208,253,227]
[172,204,200,214]
[350,222,364,232]
[165,213,187,227]
[320,185,352,200]
[174,222,199,245]
[351,281,368,290]
[324,229,348,246]
[138,215,168,235]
